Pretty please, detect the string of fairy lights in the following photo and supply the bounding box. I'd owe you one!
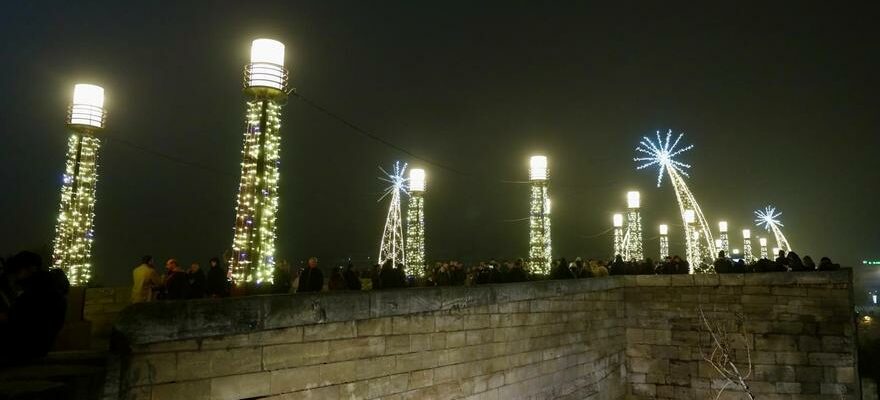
[47,38,800,286]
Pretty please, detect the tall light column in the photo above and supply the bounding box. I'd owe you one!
[759,237,769,260]
[659,224,669,260]
[52,84,107,286]
[612,213,624,258]
[742,229,753,262]
[683,209,699,273]
[623,191,643,261]
[528,155,552,274]
[718,221,729,255]
[405,168,426,276]
[229,38,288,285]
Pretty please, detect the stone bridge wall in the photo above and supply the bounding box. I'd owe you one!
[113,271,858,400]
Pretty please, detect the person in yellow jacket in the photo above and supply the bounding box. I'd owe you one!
[131,255,162,303]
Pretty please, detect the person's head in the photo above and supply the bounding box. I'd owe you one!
[189,262,200,273]
[307,257,318,269]
[165,259,179,272]
[778,250,786,258]
[820,257,831,264]
[209,257,220,268]
[142,255,154,267]
[4,251,43,281]
[718,250,726,258]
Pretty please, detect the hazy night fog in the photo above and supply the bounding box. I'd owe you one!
[1,2,878,285]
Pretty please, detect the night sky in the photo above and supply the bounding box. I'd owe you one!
[1,2,878,285]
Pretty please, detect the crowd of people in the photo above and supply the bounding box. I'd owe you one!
[130,256,230,303]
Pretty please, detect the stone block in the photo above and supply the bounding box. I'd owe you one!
[808,352,853,367]
[127,353,177,386]
[210,372,270,400]
[409,369,434,389]
[263,341,329,370]
[356,317,392,336]
[177,347,262,381]
[392,315,435,334]
[328,336,386,361]
[303,321,355,341]
[150,380,211,400]
[755,334,797,352]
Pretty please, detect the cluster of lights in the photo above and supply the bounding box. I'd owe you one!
[405,168,426,276]
[718,221,729,256]
[528,156,552,274]
[229,39,288,285]
[635,130,716,271]
[612,213,624,258]
[755,205,792,253]
[52,84,106,286]
[623,191,643,261]
[659,224,669,260]
[378,162,408,270]
[758,237,769,259]
[742,229,754,262]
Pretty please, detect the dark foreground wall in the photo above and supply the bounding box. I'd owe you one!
[114,271,858,400]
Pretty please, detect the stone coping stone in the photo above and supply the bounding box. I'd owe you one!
[114,270,851,345]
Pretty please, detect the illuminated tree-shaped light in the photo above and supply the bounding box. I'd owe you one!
[405,168,426,276]
[229,38,289,285]
[758,237,769,260]
[52,84,107,286]
[622,191,643,261]
[742,229,754,262]
[659,224,670,260]
[755,205,792,253]
[718,221,729,256]
[612,213,624,258]
[635,130,717,272]
[378,162,408,270]
[528,155,552,274]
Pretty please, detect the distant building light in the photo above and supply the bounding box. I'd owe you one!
[863,260,880,266]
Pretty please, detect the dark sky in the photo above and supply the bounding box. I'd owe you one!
[2,1,878,285]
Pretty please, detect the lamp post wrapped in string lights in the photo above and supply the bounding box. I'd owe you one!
[229,39,289,286]
[612,213,624,258]
[742,229,753,262]
[405,168,426,276]
[528,155,552,274]
[52,84,107,286]
[659,224,669,260]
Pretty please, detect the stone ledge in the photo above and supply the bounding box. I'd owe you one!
[113,270,851,345]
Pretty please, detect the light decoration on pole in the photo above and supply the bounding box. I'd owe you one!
[52,84,107,286]
[229,38,289,285]
[622,191,643,261]
[635,130,716,272]
[718,221,729,256]
[612,213,624,258]
[659,224,669,260]
[755,205,792,253]
[742,229,754,262]
[683,209,699,273]
[378,162,408,271]
[405,168,426,276]
[758,237,769,260]
[528,155,552,274]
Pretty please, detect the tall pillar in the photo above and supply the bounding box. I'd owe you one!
[528,155,551,274]
[405,168,426,276]
[623,191,643,261]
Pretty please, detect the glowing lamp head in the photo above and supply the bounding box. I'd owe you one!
[613,213,623,228]
[68,84,106,129]
[772,247,780,255]
[683,209,695,224]
[759,237,768,247]
[409,168,426,192]
[742,229,751,239]
[529,155,548,181]
[247,38,287,90]
[715,239,723,249]
[627,191,640,208]
[733,248,741,254]
[659,224,668,235]
[719,221,728,233]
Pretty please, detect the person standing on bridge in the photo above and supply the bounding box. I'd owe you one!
[131,256,161,303]
[297,257,324,293]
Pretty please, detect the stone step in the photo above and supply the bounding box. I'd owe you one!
[0,365,105,400]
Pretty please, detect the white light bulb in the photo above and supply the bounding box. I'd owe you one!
[73,84,104,108]
[683,209,695,224]
[742,229,751,239]
[627,191,640,208]
[659,224,668,235]
[529,155,548,181]
[718,221,728,233]
[759,237,768,246]
[409,168,426,192]
[69,84,105,128]
[613,213,623,227]
[248,38,286,90]
[251,39,285,66]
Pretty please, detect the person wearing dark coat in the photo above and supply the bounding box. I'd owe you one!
[205,257,229,298]
[713,251,732,273]
[328,267,347,291]
[187,262,206,299]
[818,257,840,271]
[163,259,189,300]
[379,260,399,289]
[343,264,362,291]
[273,261,293,294]
[610,255,626,276]
[297,257,324,292]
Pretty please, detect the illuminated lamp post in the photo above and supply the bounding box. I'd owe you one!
[528,155,552,274]
[623,191,643,261]
[718,221,730,256]
[52,84,107,286]
[229,38,289,286]
[659,224,669,260]
[742,229,754,262]
[683,209,699,273]
[405,168,426,276]
[612,213,624,258]
[759,237,769,260]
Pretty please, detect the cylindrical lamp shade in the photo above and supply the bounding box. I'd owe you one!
[719,221,728,232]
[742,229,751,239]
[613,213,623,227]
[759,238,768,247]
[68,84,105,129]
[627,191,640,208]
[409,168,426,192]
[715,239,723,249]
[683,209,695,224]
[659,224,668,235]
[529,156,548,181]
[248,39,286,90]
